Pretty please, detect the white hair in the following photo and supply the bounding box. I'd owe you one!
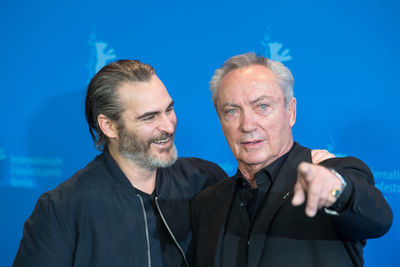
[209,52,294,109]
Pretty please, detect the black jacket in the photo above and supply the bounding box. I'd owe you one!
[190,143,393,267]
[13,151,227,267]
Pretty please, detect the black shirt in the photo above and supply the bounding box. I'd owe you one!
[221,148,291,267]
[220,144,355,267]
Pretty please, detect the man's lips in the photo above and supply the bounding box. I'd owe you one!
[150,135,175,150]
[151,137,171,147]
[240,139,264,148]
[152,137,170,145]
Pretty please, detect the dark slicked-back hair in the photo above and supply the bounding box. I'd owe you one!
[85,59,155,151]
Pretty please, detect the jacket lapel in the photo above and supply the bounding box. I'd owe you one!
[205,180,236,267]
[247,143,312,267]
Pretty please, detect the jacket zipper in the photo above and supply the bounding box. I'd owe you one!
[155,196,189,267]
[137,194,152,267]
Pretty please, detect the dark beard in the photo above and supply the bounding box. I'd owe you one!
[117,126,177,170]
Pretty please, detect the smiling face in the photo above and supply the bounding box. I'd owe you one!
[216,64,296,178]
[116,74,178,170]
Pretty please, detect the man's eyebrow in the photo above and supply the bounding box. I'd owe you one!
[136,100,174,120]
[221,96,273,108]
[136,111,160,120]
[249,96,272,105]
[221,102,240,108]
[166,101,174,110]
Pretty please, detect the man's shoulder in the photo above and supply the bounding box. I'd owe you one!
[319,156,369,168]
[290,142,312,159]
[193,177,234,202]
[171,157,228,181]
[291,142,367,167]
[46,153,110,202]
[292,142,373,182]
[155,157,228,196]
[174,157,225,171]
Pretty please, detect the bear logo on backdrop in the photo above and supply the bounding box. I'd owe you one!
[261,26,292,63]
[87,31,117,77]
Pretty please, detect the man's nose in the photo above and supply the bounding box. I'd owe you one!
[240,111,257,133]
[158,113,176,134]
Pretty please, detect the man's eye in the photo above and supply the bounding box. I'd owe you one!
[258,104,268,110]
[225,109,236,115]
[143,115,155,121]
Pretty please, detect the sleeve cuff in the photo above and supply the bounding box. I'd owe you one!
[324,169,354,214]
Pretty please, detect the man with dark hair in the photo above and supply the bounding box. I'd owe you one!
[190,52,393,267]
[13,60,227,267]
[13,59,333,267]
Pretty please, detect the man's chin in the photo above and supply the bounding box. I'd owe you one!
[240,156,271,168]
[150,145,178,167]
[151,142,174,154]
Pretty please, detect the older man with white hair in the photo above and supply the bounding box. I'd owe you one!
[190,52,393,267]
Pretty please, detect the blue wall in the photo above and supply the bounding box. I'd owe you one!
[1,0,399,266]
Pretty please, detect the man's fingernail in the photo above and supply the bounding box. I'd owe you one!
[306,208,316,217]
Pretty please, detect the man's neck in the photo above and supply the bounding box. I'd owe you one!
[108,147,157,195]
[238,140,294,188]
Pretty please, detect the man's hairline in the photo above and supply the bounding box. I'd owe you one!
[214,65,290,114]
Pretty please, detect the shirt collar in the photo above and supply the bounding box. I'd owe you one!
[233,143,295,189]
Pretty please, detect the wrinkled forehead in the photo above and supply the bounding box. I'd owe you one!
[217,65,283,105]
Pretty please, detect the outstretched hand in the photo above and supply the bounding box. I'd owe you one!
[292,162,343,217]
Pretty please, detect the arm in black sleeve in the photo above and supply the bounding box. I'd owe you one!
[319,157,393,241]
[185,157,228,191]
[13,192,74,267]
[201,162,228,190]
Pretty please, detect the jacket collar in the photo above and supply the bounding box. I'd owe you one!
[101,150,171,197]
[209,142,311,267]
[247,142,311,266]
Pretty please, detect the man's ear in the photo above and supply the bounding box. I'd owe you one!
[97,114,118,139]
[288,97,296,128]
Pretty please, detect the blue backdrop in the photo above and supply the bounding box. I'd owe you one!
[1,0,399,266]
